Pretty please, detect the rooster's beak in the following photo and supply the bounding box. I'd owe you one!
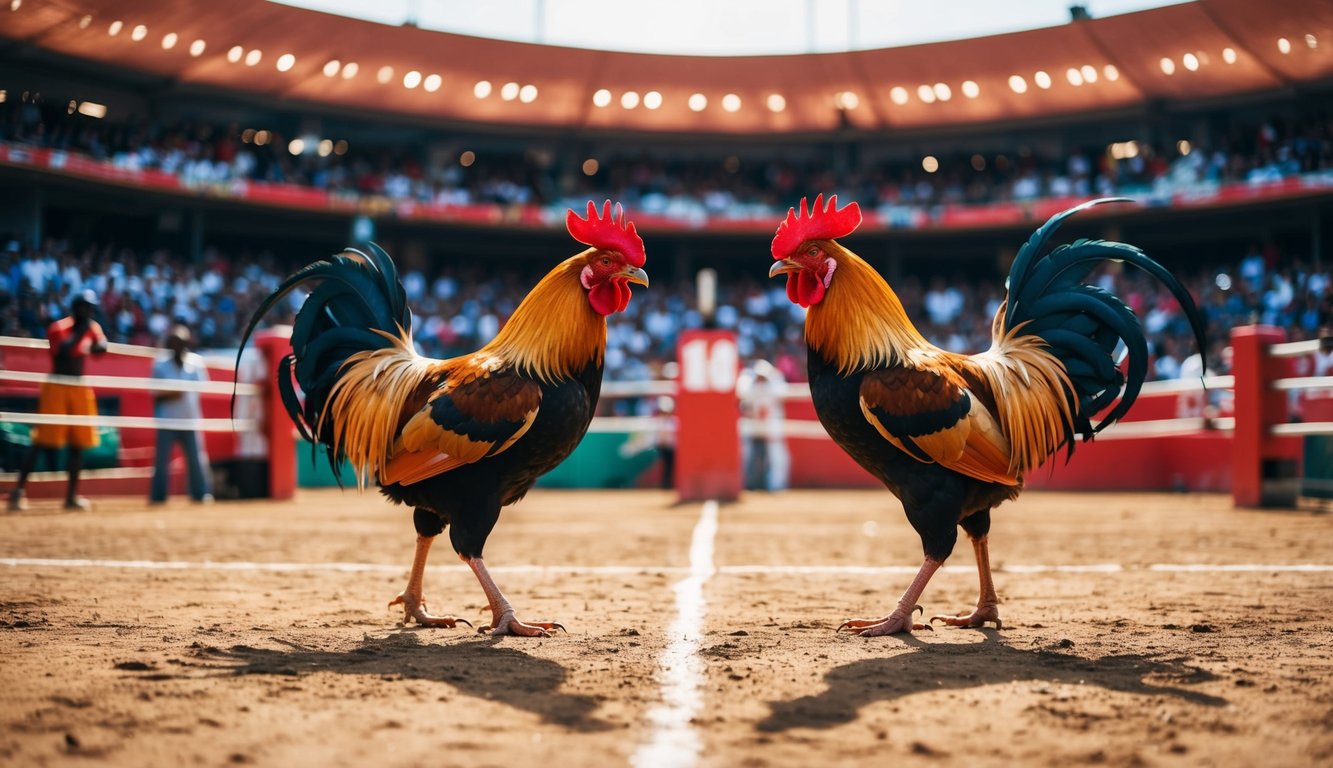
[769,259,799,278]
[619,266,650,287]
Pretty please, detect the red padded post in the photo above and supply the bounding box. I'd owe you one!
[254,328,296,501]
[1230,325,1287,507]
[675,329,741,502]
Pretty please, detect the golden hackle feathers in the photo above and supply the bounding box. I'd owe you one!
[804,241,929,375]
[487,253,607,383]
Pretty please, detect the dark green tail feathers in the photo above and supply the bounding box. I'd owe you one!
[234,243,413,474]
[1004,198,1207,453]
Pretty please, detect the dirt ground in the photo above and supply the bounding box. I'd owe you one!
[1,488,1331,768]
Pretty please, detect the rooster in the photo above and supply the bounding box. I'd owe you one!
[239,201,648,637]
[768,195,1205,636]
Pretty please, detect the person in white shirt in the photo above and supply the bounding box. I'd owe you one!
[149,325,213,504]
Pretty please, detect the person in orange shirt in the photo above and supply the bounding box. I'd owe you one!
[7,290,108,511]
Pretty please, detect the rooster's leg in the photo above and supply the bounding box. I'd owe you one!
[930,536,1002,629]
[465,556,566,638]
[837,558,941,637]
[388,535,472,628]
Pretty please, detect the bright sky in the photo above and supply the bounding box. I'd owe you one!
[272,0,1193,55]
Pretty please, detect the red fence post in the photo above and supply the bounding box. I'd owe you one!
[1231,325,1288,507]
[254,328,296,501]
[675,329,741,502]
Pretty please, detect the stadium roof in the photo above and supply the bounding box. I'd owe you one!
[4,0,1331,135]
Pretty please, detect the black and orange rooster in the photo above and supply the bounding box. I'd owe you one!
[768,195,1205,636]
[239,201,648,637]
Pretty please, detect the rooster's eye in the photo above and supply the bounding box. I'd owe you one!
[806,247,819,258]
[601,256,612,266]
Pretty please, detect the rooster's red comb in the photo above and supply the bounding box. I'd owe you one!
[771,194,863,260]
[566,200,646,267]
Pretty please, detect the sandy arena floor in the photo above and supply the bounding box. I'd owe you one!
[1,488,1331,767]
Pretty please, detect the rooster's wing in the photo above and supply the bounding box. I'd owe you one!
[380,355,541,486]
[858,365,1019,486]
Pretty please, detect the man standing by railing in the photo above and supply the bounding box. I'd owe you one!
[7,289,107,512]
[149,325,213,505]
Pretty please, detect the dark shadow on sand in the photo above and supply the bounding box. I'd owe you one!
[196,632,612,732]
[758,635,1226,732]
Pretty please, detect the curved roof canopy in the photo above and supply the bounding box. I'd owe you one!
[4,0,1331,135]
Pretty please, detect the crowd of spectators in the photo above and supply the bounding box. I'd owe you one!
[3,94,1330,221]
[3,236,1328,394]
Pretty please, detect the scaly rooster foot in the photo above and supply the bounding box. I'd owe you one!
[480,609,567,638]
[388,593,472,629]
[837,605,932,637]
[930,605,1002,630]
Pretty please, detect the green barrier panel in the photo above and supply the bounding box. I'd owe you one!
[0,422,119,470]
[538,431,660,489]
[1300,435,1333,500]
[296,440,358,488]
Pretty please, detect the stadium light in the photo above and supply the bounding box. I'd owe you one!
[161,32,177,50]
[1033,70,1052,89]
[932,83,951,102]
[1081,64,1098,82]
[889,86,909,105]
[1277,37,1291,54]
[341,62,358,79]
[835,91,859,110]
[519,84,538,103]
[245,49,262,67]
[500,82,519,101]
[288,138,305,155]
[1159,57,1175,74]
[459,150,475,167]
[79,15,92,29]
[474,80,492,98]
[621,91,640,109]
[1306,34,1317,49]
[1182,53,1199,71]
[130,24,147,42]
[189,39,206,57]
[922,155,939,173]
[423,74,442,92]
[108,20,122,36]
[961,80,979,98]
[323,60,340,77]
[1222,47,1237,64]
[582,158,599,175]
[376,65,394,84]
[318,139,333,157]
[766,93,785,112]
[9,0,18,11]
[592,88,612,107]
[643,91,662,109]
[916,84,936,104]
[77,101,107,119]
[403,70,421,88]
[1103,64,1120,80]
[227,46,243,63]
[721,93,741,112]
[276,54,296,72]
[688,93,707,111]
[1008,75,1028,94]
[1065,68,1083,86]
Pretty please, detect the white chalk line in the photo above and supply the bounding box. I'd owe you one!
[2,558,1331,575]
[630,499,718,768]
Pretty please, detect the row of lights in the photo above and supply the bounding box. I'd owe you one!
[1006,65,1118,95]
[239,129,350,158]
[1160,47,1240,75]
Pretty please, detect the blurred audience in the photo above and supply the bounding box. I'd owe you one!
[4,237,1330,400]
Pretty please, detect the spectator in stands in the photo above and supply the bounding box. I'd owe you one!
[149,324,213,505]
[7,289,107,512]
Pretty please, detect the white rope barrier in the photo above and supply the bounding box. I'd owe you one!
[1270,339,1321,358]
[585,416,674,434]
[1271,422,1333,437]
[1272,375,1333,392]
[601,381,677,398]
[0,370,263,396]
[0,334,159,358]
[0,412,257,433]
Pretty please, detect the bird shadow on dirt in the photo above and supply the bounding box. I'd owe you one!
[192,631,613,732]
[757,635,1227,733]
